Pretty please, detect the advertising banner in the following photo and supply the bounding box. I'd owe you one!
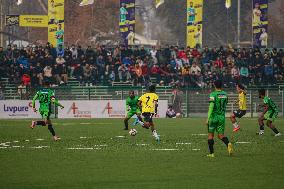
[48,0,65,47]
[0,100,41,119]
[5,15,20,26]
[186,0,203,48]
[58,100,168,119]
[252,0,268,48]
[119,0,135,46]
[19,15,48,27]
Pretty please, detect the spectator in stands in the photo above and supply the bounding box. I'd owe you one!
[150,46,158,64]
[118,64,127,82]
[56,44,64,57]
[43,66,53,84]
[53,64,62,85]
[56,55,65,65]
[17,82,27,99]
[83,64,92,86]
[151,64,161,83]
[73,64,83,85]
[240,65,249,86]
[22,74,31,87]
[231,65,240,83]
[70,45,78,59]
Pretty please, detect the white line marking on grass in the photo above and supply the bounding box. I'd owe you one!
[191,134,207,136]
[5,142,11,144]
[192,149,200,151]
[80,123,91,125]
[25,140,30,142]
[66,147,101,150]
[115,136,126,138]
[13,141,19,143]
[176,143,191,145]
[30,146,49,149]
[36,139,44,141]
[136,144,149,146]
[236,142,251,144]
[0,147,7,149]
[12,146,21,148]
[0,143,10,147]
[151,149,179,151]
[62,123,75,125]
[94,144,108,147]
[80,137,88,139]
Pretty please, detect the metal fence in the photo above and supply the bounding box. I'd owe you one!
[3,86,284,118]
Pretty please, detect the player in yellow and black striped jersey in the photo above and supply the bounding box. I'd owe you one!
[138,85,160,142]
[230,84,247,132]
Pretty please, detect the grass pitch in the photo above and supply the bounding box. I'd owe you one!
[0,118,284,189]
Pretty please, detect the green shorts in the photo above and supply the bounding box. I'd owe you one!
[39,106,51,120]
[264,111,278,122]
[127,109,141,118]
[208,115,225,134]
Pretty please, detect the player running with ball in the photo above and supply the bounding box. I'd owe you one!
[124,91,144,130]
[206,80,233,157]
[138,85,160,142]
[30,80,64,141]
[257,89,281,136]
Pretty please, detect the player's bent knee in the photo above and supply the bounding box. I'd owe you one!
[218,134,224,139]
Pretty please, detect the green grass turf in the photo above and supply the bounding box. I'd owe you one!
[0,118,284,189]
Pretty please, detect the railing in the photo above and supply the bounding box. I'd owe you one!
[1,86,283,118]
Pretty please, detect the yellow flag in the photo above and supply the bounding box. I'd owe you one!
[155,0,164,9]
[225,0,231,9]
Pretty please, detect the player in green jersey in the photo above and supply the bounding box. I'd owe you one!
[257,89,281,136]
[206,80,233,157]
[30,80,64,141]
[124,91,144,130]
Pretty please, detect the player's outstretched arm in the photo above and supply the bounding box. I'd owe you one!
[51,97,64,109]
[32,93,39,112]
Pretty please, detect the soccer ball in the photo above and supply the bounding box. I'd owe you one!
[129,129,137,136]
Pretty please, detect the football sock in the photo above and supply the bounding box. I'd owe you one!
[221,137,229,147]
[137,116,144,126]
[36,121,46,126]
[208,139,214,154]
[48,125,56,136]
[124,119,128,129]
[271,128,280,134]
[233,122,239,128]
[152,130,158,139]
[259,124,264,131]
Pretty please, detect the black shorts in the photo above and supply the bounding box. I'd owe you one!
[142,112,154,123]
[233,110,246,118]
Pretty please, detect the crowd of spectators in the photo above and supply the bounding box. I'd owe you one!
[0,43,283,89]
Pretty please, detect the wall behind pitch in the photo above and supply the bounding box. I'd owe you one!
[58,100,168,118]
[0,100,41,119]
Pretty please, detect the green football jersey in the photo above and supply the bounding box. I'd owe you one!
[263,96,278,113]
[126,96,139,111]
[209,90,228,116]
[33,88,55,111]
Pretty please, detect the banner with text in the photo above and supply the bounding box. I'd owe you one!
[252,0,268,48]
[58,100,168,118]
[0,101,41,119]
[5,15,20,26]
[119,0,135,46]
[186,0,203,48]
[19,15,48,27]
[48,0,65,47]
